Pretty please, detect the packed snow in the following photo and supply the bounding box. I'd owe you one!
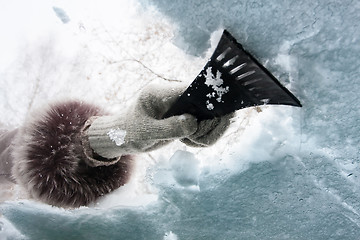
[1,0,359,239]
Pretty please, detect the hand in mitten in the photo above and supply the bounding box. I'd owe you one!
[181,113,234,147]
[85,84,198,159]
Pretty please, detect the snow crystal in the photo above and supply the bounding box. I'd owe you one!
[107,128,126,146]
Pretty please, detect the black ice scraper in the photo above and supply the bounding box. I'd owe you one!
[163,30,302,121]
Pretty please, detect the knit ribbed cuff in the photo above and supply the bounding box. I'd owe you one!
[81,117,122,166]
[83,115,129,159]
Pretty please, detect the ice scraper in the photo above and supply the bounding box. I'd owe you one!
[163,30,302,121]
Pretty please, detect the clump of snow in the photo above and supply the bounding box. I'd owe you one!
[204,67,229,104]
[177,115,187,121]
[206,92,215,98]
[107,128,127,146]
[151,150,201,192]
[170,150,200,187]
[206,28,225,57]
[163,231,178,240]
[206,100,214,110]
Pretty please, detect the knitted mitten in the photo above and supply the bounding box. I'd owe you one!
[85,84,233,159]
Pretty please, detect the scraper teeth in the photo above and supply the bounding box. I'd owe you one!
[229,63,247,74]
[235,70,256,80]
[216,47,231,61]
[248,87,256,91]
[243,78,262,86]
[223,56,239,67]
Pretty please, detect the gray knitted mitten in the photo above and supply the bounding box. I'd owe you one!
[85,84,197,158]
[181,113,234,147]
[85,84,233,159]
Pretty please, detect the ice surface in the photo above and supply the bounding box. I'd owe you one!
[1,0,360,239]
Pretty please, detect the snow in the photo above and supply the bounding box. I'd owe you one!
[177,115,187,121]
[1,0,360,239]
[204,67,229,104]
[206,101,214,111]
[0,217,26,240]
[204,68,227,98]
[169,150,200,188]
[163,231,178,240]
[107,128,127,146]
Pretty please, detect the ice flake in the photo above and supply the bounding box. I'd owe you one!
[107,128,127,146]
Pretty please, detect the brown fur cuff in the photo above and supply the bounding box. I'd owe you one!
[11,100,133,208]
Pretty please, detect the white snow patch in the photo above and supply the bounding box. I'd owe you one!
[206,28,225,57]
[0,216,26,240]
[96,153,159,209]
[163,231,178,240]
[206,92,216,98]
[170,150,200,187]
[96,177,158,208]
[275,52,295,74]
[204,67,229,103]
[107,128,127,146]
[178,115,187,121]
[206,100,214,110]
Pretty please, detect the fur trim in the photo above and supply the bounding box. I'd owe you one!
[12,100,133,208]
